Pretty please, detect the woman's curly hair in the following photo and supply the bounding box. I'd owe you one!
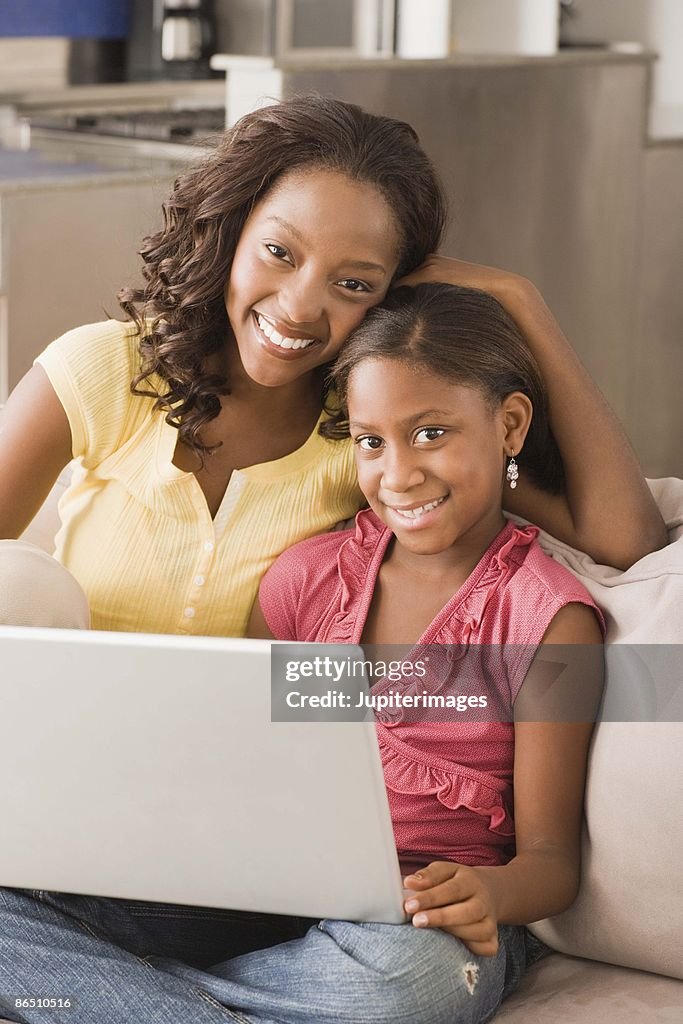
[118,93,447,456]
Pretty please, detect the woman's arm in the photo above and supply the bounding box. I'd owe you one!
[398,257,667,568]
[0,365,73,539]
[402,601,603,955]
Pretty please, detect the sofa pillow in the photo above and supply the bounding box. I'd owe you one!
[523,477,683,979]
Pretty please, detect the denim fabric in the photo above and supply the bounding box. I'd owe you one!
[0,888,531,1024]
[523,928,554,968]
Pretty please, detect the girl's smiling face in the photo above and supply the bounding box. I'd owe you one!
[348,359,528,562]
[225,168,401,389]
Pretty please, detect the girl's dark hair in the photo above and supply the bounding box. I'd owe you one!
[119,94,447,455]
[322,283,565,494]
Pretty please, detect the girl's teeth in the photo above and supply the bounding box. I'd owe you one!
[257,314,315,350]
[396,497,445,519]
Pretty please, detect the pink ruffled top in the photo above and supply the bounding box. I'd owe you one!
[260,509,604,869]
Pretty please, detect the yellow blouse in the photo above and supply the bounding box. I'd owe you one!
[36,320,362,636]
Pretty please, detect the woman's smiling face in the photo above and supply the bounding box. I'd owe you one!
[225,167,402,388]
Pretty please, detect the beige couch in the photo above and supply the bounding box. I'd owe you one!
[6,476,683,1023]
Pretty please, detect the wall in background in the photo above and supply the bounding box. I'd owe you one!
[562,0,683,113]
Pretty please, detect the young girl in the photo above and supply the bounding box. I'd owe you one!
[242,282,606,1022]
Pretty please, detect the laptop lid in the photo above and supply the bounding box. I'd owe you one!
[0,627,406,924]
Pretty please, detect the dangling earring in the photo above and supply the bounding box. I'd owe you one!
[506,452,519,489]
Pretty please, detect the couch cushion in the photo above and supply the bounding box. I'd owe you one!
[528,477,683,644]
[521,478,683,979]
[530,723,683,979]
[19,465,72,554]
[496,954,683,1023]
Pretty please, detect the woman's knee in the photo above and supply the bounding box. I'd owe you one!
[0,540,89,628]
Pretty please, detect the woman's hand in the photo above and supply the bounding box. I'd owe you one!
[396,254,531,308]
[403,861,500,957]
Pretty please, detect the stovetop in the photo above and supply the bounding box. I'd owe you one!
[28,106,226,144]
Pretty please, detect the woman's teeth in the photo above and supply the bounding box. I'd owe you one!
[257,314,316,351]
[393,497,447,520]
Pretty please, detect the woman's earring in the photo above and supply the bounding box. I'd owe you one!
[506,453,519,490]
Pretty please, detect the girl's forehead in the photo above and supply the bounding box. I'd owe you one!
[347,358,491,413]
[350,357,437,384]
[348,359,457,401]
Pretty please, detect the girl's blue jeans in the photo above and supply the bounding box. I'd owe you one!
[0,888,547,1023]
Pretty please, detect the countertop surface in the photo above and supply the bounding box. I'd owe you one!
[214,47,655,71]
[0,140,190,189]
[0,146,115,182]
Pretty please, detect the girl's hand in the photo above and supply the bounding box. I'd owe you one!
[396,254,531,308]
[403,861,500,957]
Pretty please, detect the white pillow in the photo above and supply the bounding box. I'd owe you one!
[528,477,683,644]
[526,477,683,979]
[19,464,73,554]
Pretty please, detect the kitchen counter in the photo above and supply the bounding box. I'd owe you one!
[0,141,190,189]
[226,47,656,71]
[0,77,225,169]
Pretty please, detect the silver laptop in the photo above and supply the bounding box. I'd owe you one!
[0,627,407,924]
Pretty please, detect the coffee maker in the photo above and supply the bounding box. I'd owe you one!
[127,0,216,81]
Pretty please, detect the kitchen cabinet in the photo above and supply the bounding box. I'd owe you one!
[0,145,177,400]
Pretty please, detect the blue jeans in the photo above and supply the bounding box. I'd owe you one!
[0,888,543,1024]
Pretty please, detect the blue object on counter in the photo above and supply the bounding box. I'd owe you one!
[0,146,127,182]
[0,1,130,39]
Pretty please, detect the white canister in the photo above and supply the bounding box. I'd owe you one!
[452,0,560,57]
[397,0,451,59]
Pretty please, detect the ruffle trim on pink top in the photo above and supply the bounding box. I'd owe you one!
[427,520,538,647]
[379,734,515,838]
[324,508,539,647]
[324,511,393,642]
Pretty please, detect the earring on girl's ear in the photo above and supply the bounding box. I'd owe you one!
[506,452,519,489]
